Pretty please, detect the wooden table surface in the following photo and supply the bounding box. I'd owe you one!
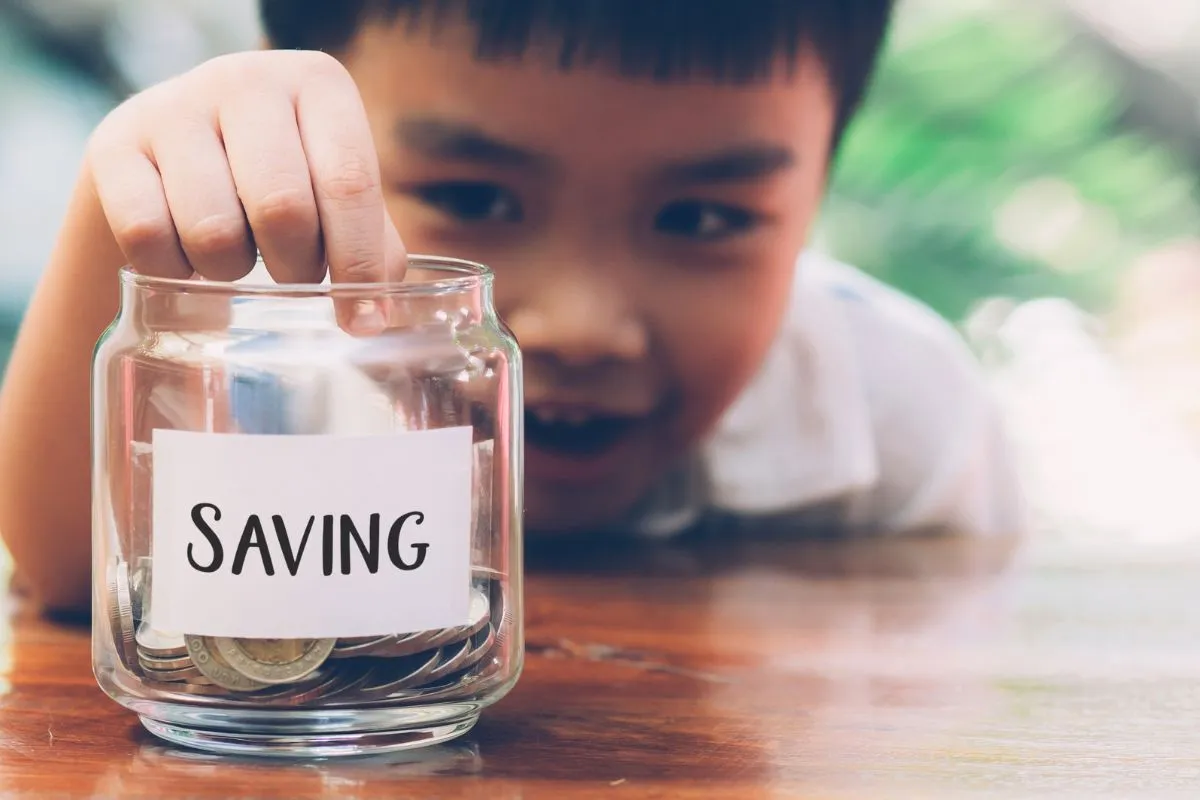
[0,530,1196,799]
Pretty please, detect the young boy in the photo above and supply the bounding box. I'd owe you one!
[0,0,1022,612]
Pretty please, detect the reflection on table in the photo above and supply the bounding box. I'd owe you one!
[0,526,1195,798]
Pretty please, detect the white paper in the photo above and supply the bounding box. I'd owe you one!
[150,427,473,638]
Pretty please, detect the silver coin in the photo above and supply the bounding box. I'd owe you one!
[184,635,271,693]
[108,560,138,672]
[353,649,443,701]
[140,663,207,683]
[449,622,498,679]
[331,586,491,658]
[245,668,339,701]
[329,634,401,658]
[487,578,509,651]
[212,637,335,685]
[387,657,507,704]
[332,627,448,659]
[334,634,392,648]
[255,665,372,706]
[443,589,491,642]
[292,665,373,705]
[416,624,496,689]
[366,628,457,659]
[129,556,152,626]
[135,626,188,659]
[367,590,490,659]
[472,565,506,582]
[138,651,194,672]
[423,638,473,684]
[311,664,375,703]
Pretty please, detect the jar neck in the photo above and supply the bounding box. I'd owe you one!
[116,277,495,334]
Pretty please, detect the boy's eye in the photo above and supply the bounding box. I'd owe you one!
[412,182,523,223]
[654,201,757,241]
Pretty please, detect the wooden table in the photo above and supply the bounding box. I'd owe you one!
[0,530,1196,798]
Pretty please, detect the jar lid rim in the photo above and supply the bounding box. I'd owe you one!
[118,254,492,295]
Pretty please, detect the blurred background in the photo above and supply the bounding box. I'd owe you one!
[1,0,1199,556]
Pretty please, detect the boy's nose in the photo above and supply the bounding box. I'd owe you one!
[504,276,648,367]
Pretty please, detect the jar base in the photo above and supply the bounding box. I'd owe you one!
[140,713,479,758]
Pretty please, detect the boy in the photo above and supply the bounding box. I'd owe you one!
[0,0,1021,612]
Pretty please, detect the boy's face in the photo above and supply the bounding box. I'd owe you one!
[342,20,838,533]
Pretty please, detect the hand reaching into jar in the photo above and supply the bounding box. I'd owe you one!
[0,50,410,612]
[86,50,408,334]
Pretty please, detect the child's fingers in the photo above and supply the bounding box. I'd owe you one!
[87,137,192,280]
[371,218,410,328]
[330,218,409,336]
[295,66,399,288]
[293,60,406,335]
[153,116,257,282]
[383,212,408,282]
[221,90,325,285]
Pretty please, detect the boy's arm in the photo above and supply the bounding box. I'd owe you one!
[0,51,408,614]
[0,170,125,611]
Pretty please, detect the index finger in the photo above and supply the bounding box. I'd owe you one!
[295,69,404,287]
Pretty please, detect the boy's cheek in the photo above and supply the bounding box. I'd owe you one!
[665,279,793,434]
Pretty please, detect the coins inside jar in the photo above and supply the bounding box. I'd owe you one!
[112,571,506,705]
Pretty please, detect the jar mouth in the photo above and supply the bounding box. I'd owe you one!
[118,254,492,296]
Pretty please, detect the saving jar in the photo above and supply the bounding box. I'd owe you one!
[91,255,523,757]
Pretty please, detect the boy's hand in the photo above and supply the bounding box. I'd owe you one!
[85,51,405,333]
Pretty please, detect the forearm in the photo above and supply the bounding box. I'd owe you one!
[0,167,125,612]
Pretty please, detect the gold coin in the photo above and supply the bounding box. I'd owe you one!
[212,637,335,685]
[184,635,271,693]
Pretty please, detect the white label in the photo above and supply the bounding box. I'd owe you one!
[150,427,473,638]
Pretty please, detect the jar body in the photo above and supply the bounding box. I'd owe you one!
[91,257,523,757]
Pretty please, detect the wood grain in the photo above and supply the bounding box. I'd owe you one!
[0,529,1195,799]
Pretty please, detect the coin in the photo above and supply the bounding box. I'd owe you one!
[246,668,337,701]
[309,664,374,703]
[129,557,152,626]
[444,589,491,641]
[329,634,398,658]
[351,649,443,701]
[138,651,194,672]
[212,637,335,685]
[141,664,208,683]
[369,628,459,659]
[343,588,491,659]
[119,568,511,705]
[424,638,473,684]
[332,628,448,659]
[331,587,490,658]
[488,578,509,650]
[108,560,138,672]
[136,626,188,659]
[472,565,506,582]
[253,665,372,706]
[184,635,271,692]
[451,622,498,678]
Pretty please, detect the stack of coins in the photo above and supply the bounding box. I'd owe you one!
[107,561,506,706]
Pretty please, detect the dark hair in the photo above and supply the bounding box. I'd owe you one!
[259,0,894,140]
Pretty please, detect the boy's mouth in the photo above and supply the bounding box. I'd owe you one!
[523,405,647,483]
[524,407,638,457]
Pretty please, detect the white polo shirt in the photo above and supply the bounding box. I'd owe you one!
[628,250,1025,539]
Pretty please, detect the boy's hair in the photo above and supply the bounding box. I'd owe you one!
[259,0,894,142]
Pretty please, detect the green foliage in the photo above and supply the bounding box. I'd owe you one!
[822,5,1200,321]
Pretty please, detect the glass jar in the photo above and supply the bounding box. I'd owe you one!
[91,256,523,758]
